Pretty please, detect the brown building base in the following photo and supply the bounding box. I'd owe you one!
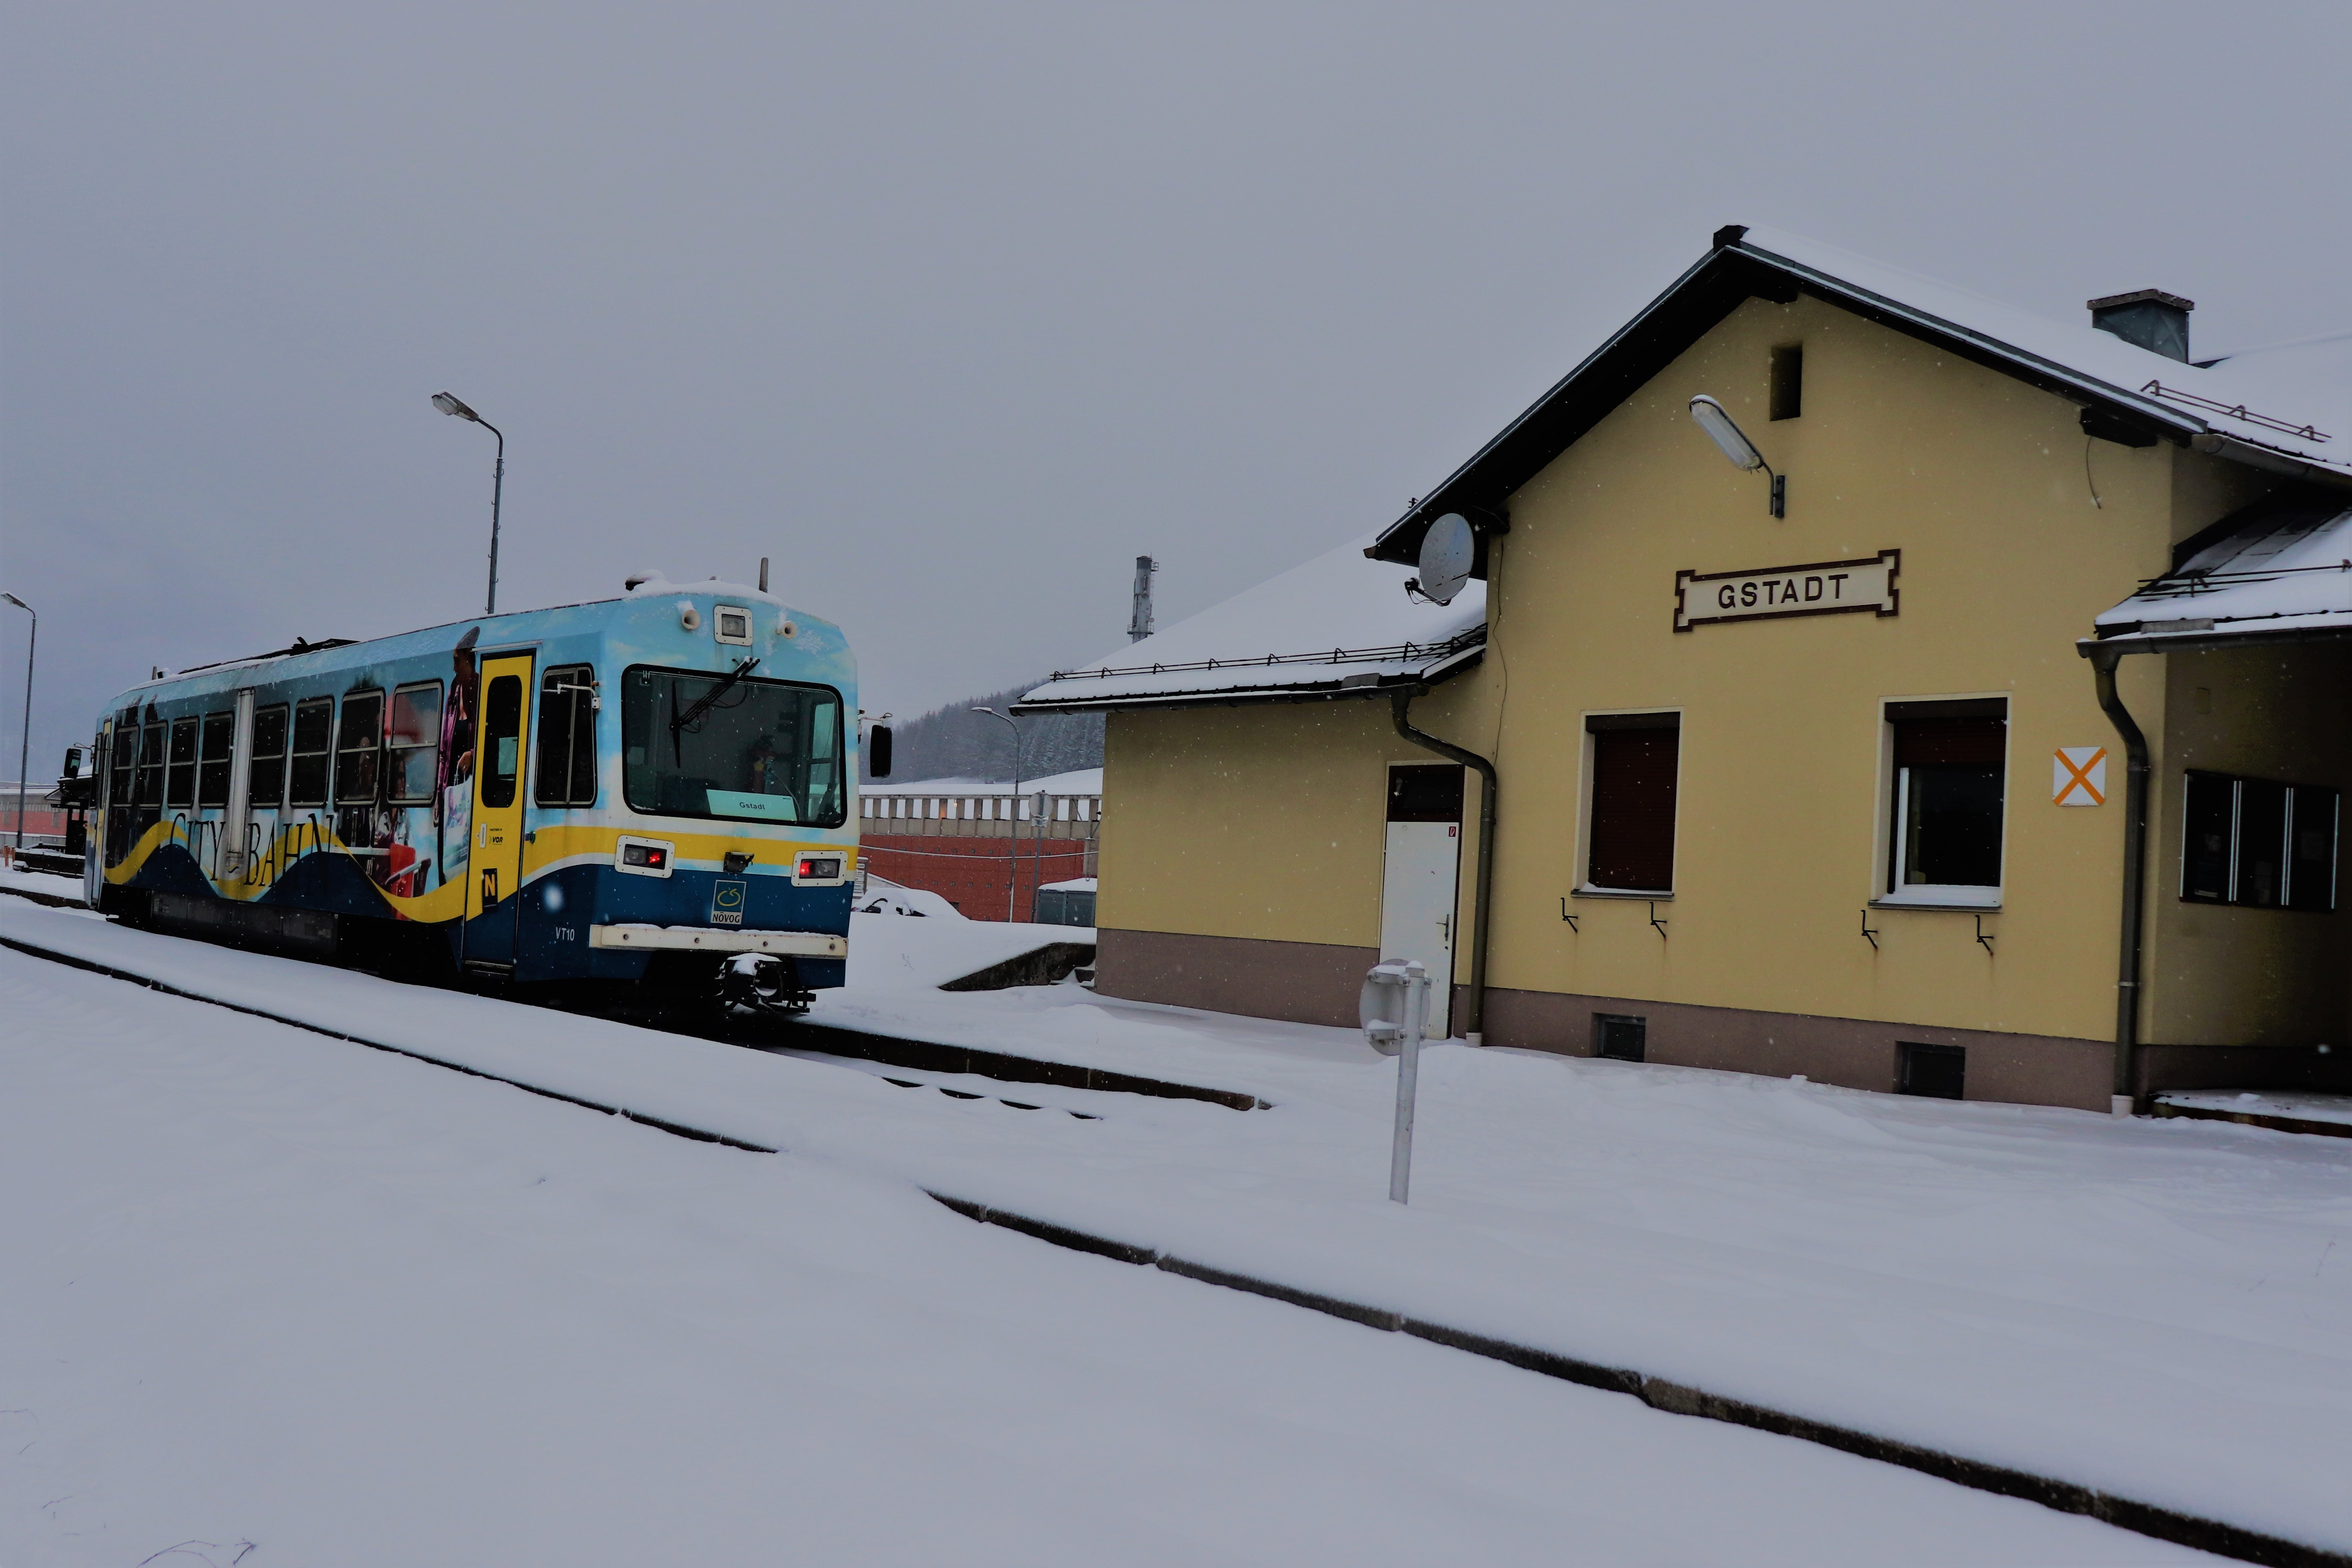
[1098,926,2128,1110]
[1094,927,1378,1030]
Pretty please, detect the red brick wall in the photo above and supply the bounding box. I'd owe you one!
[861,835,1091,922]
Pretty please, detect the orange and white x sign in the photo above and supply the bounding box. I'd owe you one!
[2054,746,2108,806]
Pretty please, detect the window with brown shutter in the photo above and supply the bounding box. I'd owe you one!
[1586,714,1679,891]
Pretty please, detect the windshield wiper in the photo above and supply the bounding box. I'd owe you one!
[671,656,761,763]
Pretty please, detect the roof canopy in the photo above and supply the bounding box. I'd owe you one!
[2092,490,2352,656]
[1367,225,2352,571]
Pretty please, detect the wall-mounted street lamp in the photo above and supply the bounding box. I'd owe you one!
[432,392,506,614]
[1689,395,1785,518]
[0,593,33,851]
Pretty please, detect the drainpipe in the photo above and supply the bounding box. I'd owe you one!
[1391,686,1497,1043]
[2081,642,2151,1109]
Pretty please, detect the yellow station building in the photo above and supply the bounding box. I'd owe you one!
[1018,227,2352,1111]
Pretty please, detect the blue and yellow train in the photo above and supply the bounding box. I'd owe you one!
[88,577,888,1009]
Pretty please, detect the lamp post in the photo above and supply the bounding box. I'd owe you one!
[432,392,506,614]
[972,706,1022,921]
[1,593,32,852]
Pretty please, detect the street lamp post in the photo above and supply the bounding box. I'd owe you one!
[972,706,1022,921]
[1,593,33,852]
[432,393,506,614]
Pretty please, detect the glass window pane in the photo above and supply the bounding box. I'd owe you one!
[2237,779,2289,909]
[288,700,333,807]
[2181,773,2234,903]
[387,685,441,804]
[481,675,523,809]
[2288,786,2339,911]
[535,668,584,807]
[166,718,199,807]
[1899,765,2004,886]
[198,711,234,807]
[335,692,382,807]
[620,665,844,826]
[249,705,289,810]
[137,723,165,807]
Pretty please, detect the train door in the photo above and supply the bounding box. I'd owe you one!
[1378,763,1464,1039]
[462,653,534,970]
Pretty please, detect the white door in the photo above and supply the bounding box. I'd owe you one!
[1379,764,1465,1039]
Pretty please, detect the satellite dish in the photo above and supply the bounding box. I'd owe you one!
[1417,513,1475,605]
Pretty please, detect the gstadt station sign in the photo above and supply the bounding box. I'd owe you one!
[1675,549,1900,631]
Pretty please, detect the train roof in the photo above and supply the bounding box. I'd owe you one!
[101,576,851,713]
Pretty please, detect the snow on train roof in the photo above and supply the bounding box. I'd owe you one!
[1016,533,1485,711]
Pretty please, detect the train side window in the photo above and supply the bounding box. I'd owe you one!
[335,690,384,806]
[535,665,597,807]
[480,674,523,809]
[288,699,334,807]
[197,710,235,807]
[165,716,200,808]
[387,684,442,804]
[136,719,165,807]
[249,704,290,809]
[109,721,136,807]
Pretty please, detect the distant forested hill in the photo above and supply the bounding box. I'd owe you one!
[885,682,1104,784]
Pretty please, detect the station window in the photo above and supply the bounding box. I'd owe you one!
[1883,699,2006,905]
[2181,771,2339,911]
[1595,1013,1647,1062]
[1770,344,1803,421]
[197,710,235,807]
[386,684,442,805]
[335,691,384,806]
[249,704,290,810]
[1898,1042,1966,1100]
[535,665,598,807]
[1584,713,1679,892]
[287,699,334,807]
[165,716,200,809]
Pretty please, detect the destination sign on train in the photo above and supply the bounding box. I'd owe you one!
[1674,549,1900,631]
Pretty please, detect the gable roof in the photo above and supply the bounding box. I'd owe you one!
[1367,225,2352,568]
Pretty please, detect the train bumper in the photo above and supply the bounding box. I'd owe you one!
[588,924,848,958]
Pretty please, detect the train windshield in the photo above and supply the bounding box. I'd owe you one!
[621,665,845,827]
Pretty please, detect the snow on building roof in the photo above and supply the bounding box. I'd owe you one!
[2091,491,2352,654]
[1369,224,2352,569]
[1014,533,1486,712]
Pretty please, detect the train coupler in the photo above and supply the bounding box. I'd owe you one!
[720,953,815,1017]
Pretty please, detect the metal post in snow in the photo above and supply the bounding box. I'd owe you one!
[1,593,34,852]
[970,706,1021,921]
[1390,960,1428,1204]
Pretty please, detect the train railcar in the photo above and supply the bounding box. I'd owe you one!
[87,577,885,1010]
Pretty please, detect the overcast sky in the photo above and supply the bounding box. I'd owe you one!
[4,2,2348,777]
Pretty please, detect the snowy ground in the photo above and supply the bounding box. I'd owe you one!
[0,864,83,904]
[4,895,2347,1560]
[843,908,1091,990]
[0,927,2212,1565]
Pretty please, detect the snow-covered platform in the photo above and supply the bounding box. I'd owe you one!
[2155,1089,2352,1138]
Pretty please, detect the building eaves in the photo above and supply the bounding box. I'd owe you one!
[1366,226,2222,569]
